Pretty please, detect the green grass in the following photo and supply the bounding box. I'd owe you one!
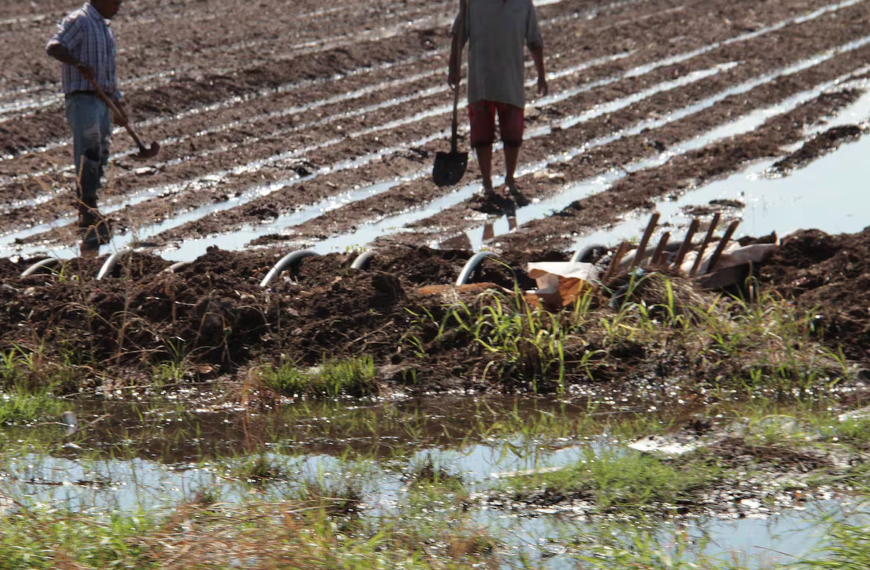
[263,355,378,398]
[503,447,721,512]
[801,514,870,570]
[0,385,66,426]
[405,272,849,398]
[0,498,498,569]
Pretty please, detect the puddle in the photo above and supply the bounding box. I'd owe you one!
[0,395,853,569]
[0,397,631,511]
[452,59,870,251]
[575,122,870,249]
[473,504,841,569]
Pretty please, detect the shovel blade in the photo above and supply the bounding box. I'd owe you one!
[133,142,161,161]
[433,150,468,187]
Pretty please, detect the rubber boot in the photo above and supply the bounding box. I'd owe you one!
[76,149,112,243]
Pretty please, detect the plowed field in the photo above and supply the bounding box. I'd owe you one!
[1,0,869,261]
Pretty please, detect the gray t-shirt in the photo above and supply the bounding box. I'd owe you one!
[452,0,543,109]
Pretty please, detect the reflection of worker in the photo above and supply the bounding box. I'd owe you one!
[448,0,547,201]
[46,0,128,239]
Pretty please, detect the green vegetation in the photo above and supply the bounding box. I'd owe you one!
[0,499,498,569]
[801,508,870,570]
[502,447,721,512]
[0,385,66,425]
[262,355,378,398]
[407,273,848,396]
[231,453,287,484]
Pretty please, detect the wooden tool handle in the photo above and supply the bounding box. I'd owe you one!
[450,0,467,152]
[86,77,143,149]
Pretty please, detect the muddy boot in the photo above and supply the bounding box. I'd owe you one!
[78,200,112,245]
[81,215,112,244]
[76,149,112,243]
[76,148,102,225]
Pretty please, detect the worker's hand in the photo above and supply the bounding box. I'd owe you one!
[75,62,96,81]
[448,66,460,90]
[537,77,549,98]
[111,102,129,127]
[111,108,129,127]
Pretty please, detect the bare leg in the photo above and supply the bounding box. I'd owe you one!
[476,144,496,196]
[504,145,520,190]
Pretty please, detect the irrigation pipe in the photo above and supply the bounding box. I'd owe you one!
[456,252,499,286]
[570,244,607,264]
[97,248,132,281]
[20,257,59,278]
[164,261,193,274]
[351,251,376,270]
[260,250,319,288]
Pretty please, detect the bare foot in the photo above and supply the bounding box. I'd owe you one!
[505,179,530,206]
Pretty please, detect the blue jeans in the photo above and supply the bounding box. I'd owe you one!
[65,92,111,202]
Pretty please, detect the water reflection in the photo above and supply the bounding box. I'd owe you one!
[439,203,518,251]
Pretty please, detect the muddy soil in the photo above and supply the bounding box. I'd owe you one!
[0,226,863,398]
[2,0,870,392]
[0,0,863,257]
[759,227,870,363]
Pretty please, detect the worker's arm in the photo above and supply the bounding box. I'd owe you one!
[530,43,548,97]
[46,40,95,80]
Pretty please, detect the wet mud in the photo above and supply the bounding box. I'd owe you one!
[0,0,863,255]
[759,227,870,363]
[1,0,870,387]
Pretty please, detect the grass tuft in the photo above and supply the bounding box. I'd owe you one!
[263,355,378,398]
[0,385,66,426]
[504,447,720,512]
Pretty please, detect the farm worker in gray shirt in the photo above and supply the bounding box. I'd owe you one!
[46,0,128,238]
[449,0,548,200]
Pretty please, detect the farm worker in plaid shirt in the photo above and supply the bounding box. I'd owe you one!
[448,0,548,202]
[46,0,128,238]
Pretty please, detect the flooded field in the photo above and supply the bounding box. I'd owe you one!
[0,394,862,568]
[4,0,870,567]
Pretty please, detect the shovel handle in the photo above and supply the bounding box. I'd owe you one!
[86,77,146,152]
[451,0,467,152]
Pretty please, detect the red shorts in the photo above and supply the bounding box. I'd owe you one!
[469,100,524,148]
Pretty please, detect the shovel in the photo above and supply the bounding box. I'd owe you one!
[433,0,468,187]
[87,77,160,161]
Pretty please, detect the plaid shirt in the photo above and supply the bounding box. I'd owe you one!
[49,3,121,99]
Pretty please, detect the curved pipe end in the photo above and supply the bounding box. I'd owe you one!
[350,251,376,271]
[21,257,61,278]
[260,250,320,288]
[96,248,132,281]
[456,251,499,286]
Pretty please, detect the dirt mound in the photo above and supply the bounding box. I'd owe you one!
[0,246,549,377]
[0,258,27,280]
[369,247,471,286]
[3,232,870,393]
[759,228,870,362]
